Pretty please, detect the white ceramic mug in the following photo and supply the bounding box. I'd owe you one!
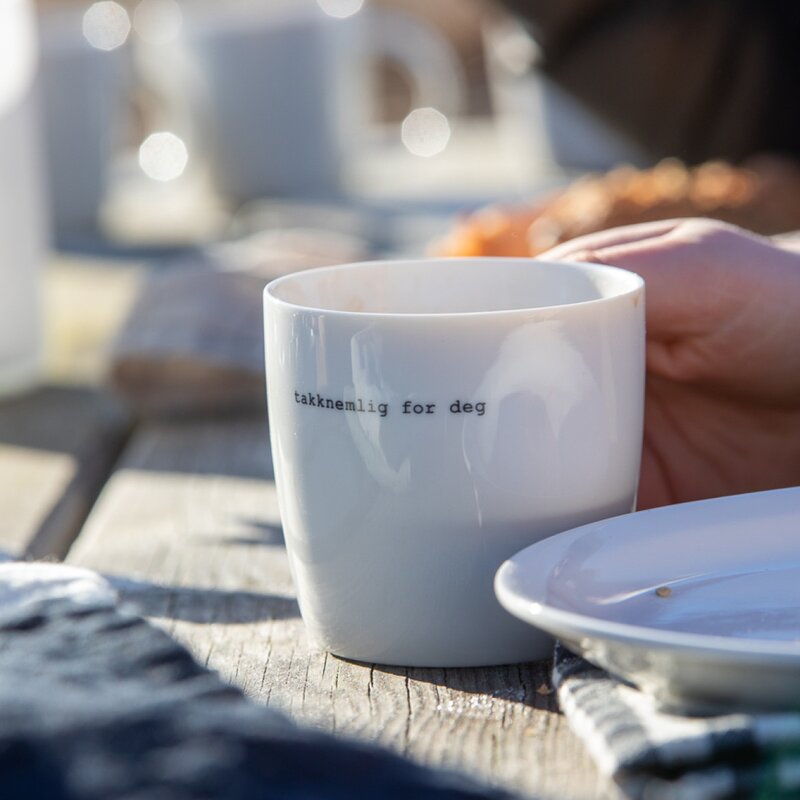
[167,0,465,201]
[0,0,47,396]
[264,258,645,667]
[37,6,133,238]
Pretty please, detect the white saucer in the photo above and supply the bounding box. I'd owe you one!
[495,487,800,711]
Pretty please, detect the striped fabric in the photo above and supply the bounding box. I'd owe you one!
[552,643,800,799]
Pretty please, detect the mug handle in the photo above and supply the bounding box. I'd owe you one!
[362,8,466,118]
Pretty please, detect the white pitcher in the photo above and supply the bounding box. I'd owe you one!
[140,0,466,203]
[0,0,47,396]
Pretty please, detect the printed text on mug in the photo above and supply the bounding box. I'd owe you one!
[293,391,486,418]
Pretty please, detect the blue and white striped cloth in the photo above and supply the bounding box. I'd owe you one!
[553,643,800,799]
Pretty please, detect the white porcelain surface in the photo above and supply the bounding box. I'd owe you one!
[38,8,132,236]
[178,1,464,201]
[496,487,800,710]
[264,258,644,667]
[0,0,46,396]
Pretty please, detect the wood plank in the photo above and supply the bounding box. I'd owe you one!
[67,417,620,799]
[44,254,147,387]
[0,256,141,559]
[0,386,131,559]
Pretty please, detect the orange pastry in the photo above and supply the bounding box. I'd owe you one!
[436,157,800,258]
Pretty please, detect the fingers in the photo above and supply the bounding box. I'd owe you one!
[579,236,714,338]
[539,219,684,261]
[543,218,731,340]
[541,217,800,404]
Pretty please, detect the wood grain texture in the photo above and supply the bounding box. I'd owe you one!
[108,267,266,419]
[67,417,619,800]
[106,233,369,419]
[44,255,147,387]
[0,386,131,559]
[0,258,139,559]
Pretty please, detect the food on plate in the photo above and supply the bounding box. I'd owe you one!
[435,157,800,258]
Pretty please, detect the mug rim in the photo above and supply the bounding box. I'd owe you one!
[263,256,644,320]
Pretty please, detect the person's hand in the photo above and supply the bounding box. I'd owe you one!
[542,218,800,509]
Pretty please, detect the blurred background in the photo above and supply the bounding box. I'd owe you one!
[9,0,644,252]
[2,0,799,404]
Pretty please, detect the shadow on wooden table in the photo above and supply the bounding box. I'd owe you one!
[0,384,130,452]
[0,385,132,560]
[106,575,299,624]
[193,519,285,548]
[104,415,275,481]
[353,659,560,714]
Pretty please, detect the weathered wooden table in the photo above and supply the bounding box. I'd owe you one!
[0,255,619,800]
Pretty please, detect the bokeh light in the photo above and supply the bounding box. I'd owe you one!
[316,0,364,19]
[82,1,131,51]
[138,132,189,182]
[134,0,183,45]
[401,108,451,158]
